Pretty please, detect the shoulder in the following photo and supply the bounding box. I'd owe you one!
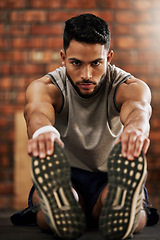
[116,76,151,108]
[26,75,62,107]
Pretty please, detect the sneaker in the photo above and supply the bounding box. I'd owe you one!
[99,142,147,240]
[10,205,38,226]
[31,142,86,239]
[143,187,159,226]
[10,186,38,226]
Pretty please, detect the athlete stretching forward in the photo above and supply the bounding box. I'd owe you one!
[11,14,159,240]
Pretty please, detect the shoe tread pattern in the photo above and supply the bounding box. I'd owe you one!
[32,142,86,239]
[99,142,146,240]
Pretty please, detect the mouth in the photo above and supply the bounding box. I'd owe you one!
[78,83,94,90]
[76,80,96,90]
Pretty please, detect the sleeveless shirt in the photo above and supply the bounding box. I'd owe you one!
[46,64,131,172]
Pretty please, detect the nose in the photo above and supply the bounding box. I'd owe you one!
[81,65,92,80]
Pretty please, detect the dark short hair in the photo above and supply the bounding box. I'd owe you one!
[63,13,111,51]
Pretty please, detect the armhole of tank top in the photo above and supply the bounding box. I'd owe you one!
[113,74,132,112]
[47,73,64,113]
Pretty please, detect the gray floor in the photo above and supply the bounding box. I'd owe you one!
[0,210,159,240]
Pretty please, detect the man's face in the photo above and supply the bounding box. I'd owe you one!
[61,40,113,97]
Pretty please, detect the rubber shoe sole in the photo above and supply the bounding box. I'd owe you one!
[99,142,147,240]
[31,142,86,239]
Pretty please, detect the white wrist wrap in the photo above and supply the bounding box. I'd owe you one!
[32,126,60,139]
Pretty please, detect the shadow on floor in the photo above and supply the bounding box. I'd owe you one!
[0,210,159,240]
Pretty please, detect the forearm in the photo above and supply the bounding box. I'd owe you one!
[25,108,64,158]
[24,101,56,139]
[123,109,150,137]
[24,79,63,157]
[26,111,55,139]
[119,100,152,159]
[120,100,151,136]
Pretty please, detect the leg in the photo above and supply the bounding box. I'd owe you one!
[92,185,147,232]
[31,142,86,239]
[32,187,83,232]
[32,190,50,231]
[99,142,147,240]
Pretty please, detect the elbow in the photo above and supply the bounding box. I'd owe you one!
[141,100,152,120]
[23,102,36,129]
[120,100,152,125]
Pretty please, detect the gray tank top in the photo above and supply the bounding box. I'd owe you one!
[47,65,131,172]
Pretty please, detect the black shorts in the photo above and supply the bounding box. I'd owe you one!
[71,167,108,217]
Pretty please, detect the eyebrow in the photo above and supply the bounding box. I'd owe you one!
[68,57,104,63]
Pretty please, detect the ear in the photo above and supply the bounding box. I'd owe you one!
[60,50,66,66]
[107,50,114,65]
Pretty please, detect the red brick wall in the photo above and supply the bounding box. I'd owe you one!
[0,0,160,209]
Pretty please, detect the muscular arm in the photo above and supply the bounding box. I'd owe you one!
[116,77,152,160]
[24,76,63,158]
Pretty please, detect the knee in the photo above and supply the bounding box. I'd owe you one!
[134,209,147,233]
[92,185,108,219]
[32,190,40,206]
[37,210,51,231]
[32,190,51,231]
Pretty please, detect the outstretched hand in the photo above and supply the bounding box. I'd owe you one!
[115,125,150,160]
[28,132,64,159]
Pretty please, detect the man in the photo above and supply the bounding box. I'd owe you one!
[11,13,159,240]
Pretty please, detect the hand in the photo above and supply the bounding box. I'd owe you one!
[115,125,150,160]
[27,132,64,158]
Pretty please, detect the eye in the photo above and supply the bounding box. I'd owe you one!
[91,61,101,66]
[71,60,81,66]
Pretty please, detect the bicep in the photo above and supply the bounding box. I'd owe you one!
[24,79,56,125]
[25,78,54,104]
[24,102,55,126]
[120,100,152,125]
[116,77,152,124]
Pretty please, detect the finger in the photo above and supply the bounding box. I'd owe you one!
[133,136,144,158]
[48,131,64,149]
[38,135,47,158]
[143,138,150,154]
[55,137,64,148]
[27,139,33,156]
[114,137,121,145]
[126,132,137,160]
[46,136,54,155]
[31,139,39,157]
[120,133,129,158]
